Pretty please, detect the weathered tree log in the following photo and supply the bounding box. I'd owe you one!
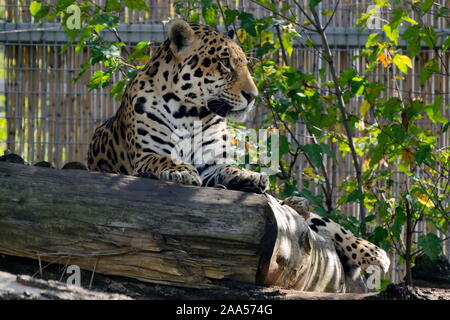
[0,161,353,292]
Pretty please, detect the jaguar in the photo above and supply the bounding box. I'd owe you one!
[87,20,390,279]
[87,19,268,192]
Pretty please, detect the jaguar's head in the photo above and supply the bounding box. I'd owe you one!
[167,20,258,121]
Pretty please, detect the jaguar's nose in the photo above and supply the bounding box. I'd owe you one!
[241,90,256,104]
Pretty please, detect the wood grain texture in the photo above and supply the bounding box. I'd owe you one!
[0,162,268,288]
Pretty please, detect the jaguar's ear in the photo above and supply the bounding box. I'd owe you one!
[168,20,195,56]
[227,29,236,40]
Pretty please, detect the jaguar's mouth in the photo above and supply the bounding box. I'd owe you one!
[228,108,250,122]
[207,99,232,117]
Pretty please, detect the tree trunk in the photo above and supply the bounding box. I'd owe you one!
[0,161,350,292]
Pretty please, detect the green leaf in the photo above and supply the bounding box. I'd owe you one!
[365,33,379,48]
[55,0,75,11]
[435,7,450,19]
[380,97,402,119]
[418,233,441,261]
[305,39,314,47]
[188,12,200,23]
[420,26,438,49]
[442,35,450,51]
[128,41,150,62]
[319,143,337,163]
[90,44,120,65]
[339,68,357,87]
[281,32,293,56]
[356,11,373,30]
[255,0,276,11]
[347,189,364,203]
[319,67,326,79]
[202,5,217,26]
[124,0,149,11]
[375,0,389,7]
[372,226,388,245]
[310,0,322,8]
[393,54,412,74]
[398,162,413,176]
[88,70,111,91]
[390,123,406,142]
[443,122,450,133]
[256,42,275,58]
[110,79,126,101]
[106,0,122,11]
[419,59,439,85]
[420,0,434,13]
[402,25,421,56]
[238,12,257,37]
[424,96,447,124]
[402,16,418,25]
[414,145,431,165]
[38,6,51,21]
[279,135,290,156]
[390,8,406,29]
[382,24,399,45]
[224,9,240,26]
[29,1,41,16]
[94,12,120,28]
[391,206,406,239]
[282,184,296,197]
[302,144,323,168]
[31,4,50,21]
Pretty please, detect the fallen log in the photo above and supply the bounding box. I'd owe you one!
[0,161,356,292]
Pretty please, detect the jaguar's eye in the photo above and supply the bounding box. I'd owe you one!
[220,58,232,72]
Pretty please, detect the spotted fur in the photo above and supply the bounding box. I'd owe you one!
[87,20,268,192]
[282,196,390,274]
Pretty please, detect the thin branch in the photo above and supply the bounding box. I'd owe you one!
[89,257,99,290]
[291,0,319,29]
[308,3,367,230]
[323,0,340,31]
[266,97,332,207]
[405,197,414,286]
[216,0,230,32]
[248,0,317,32]
[274,24,289,65]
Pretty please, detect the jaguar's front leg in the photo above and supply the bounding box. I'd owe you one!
[134,153,202,186]
[200,164,269,193]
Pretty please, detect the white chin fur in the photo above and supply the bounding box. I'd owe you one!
[228,110,248,122]
[227,100,254,122]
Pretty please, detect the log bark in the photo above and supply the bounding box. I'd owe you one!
[0,161,350,292]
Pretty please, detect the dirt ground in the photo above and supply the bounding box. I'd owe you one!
[370,283,450,300]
